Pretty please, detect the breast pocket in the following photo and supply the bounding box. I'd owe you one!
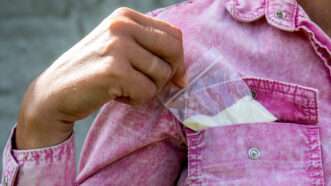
[184,78,324,186]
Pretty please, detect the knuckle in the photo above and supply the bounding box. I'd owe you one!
[108,37,123,49]
[107,37,132,53]
[108,17,132,33]
[156,67,172,90]
[112,7,133,17]
[159,63,172,82]
[148,57,172,88]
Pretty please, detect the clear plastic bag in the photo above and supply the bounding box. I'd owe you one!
[159,48,276,131]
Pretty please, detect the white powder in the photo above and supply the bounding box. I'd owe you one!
[183,96,277,131]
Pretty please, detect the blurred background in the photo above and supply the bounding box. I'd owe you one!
[0,0,183,175]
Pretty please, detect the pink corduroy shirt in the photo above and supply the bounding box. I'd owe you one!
[2,0,331,185]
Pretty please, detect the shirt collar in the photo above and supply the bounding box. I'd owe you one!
[265,0,299,31]
[225,0,330,52]
[225,0,300,32]
[225,0,331,77]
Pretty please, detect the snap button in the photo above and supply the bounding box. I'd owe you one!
[248,147,261,160]
[276,10,285,19]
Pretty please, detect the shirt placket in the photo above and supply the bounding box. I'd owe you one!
[295,13,331,186]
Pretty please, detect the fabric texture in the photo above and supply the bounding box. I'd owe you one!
[1,0,331,185]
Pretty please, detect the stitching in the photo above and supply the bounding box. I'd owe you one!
[186,129,203,185]
[245,78,317,100]
[304,128,325,186]
[12,139,74,163]
[228,1,265,22]
[243,78,318,123]
[249,86,316,107]
[265,0,296,31]
[298,24,331,78]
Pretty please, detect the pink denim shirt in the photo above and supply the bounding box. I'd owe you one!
[2,0,331,185]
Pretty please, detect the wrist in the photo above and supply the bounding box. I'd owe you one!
[16,94,74,149]
[15,117,73,149]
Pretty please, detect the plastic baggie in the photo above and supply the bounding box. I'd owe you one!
[158,48,276,131]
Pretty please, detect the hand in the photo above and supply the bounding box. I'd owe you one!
[16,7,185,149]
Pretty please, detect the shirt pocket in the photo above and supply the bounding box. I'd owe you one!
[184,78,324,186]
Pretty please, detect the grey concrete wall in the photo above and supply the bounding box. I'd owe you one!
[0,0,182,175]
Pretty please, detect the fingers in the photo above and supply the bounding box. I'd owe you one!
[104,7,187,105]
[128,21,181,63]
[126,11,186,88]
[129,24,186,88]
[108,8,186,87]
[102,55,158,105]
[112,7,182,39]
[123,66,158,105]
[128,42,172,91]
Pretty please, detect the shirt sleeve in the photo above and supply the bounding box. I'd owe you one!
[1,126,76,186]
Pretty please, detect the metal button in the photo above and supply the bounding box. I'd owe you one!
[248,147,261,160]
[276,10,285,19]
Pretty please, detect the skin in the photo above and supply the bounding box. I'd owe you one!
[16,7,186,149]
[16,2,331,150]
[298,0,331,37]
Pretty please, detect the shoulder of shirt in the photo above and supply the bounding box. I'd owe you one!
[147,0,300,32]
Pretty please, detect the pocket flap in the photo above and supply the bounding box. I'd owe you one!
[244,78,319,124]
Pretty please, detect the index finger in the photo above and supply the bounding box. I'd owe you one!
[113,7,182,40]
[112,8,186,87]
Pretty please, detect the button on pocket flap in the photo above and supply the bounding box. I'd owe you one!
[244,78,319,124]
